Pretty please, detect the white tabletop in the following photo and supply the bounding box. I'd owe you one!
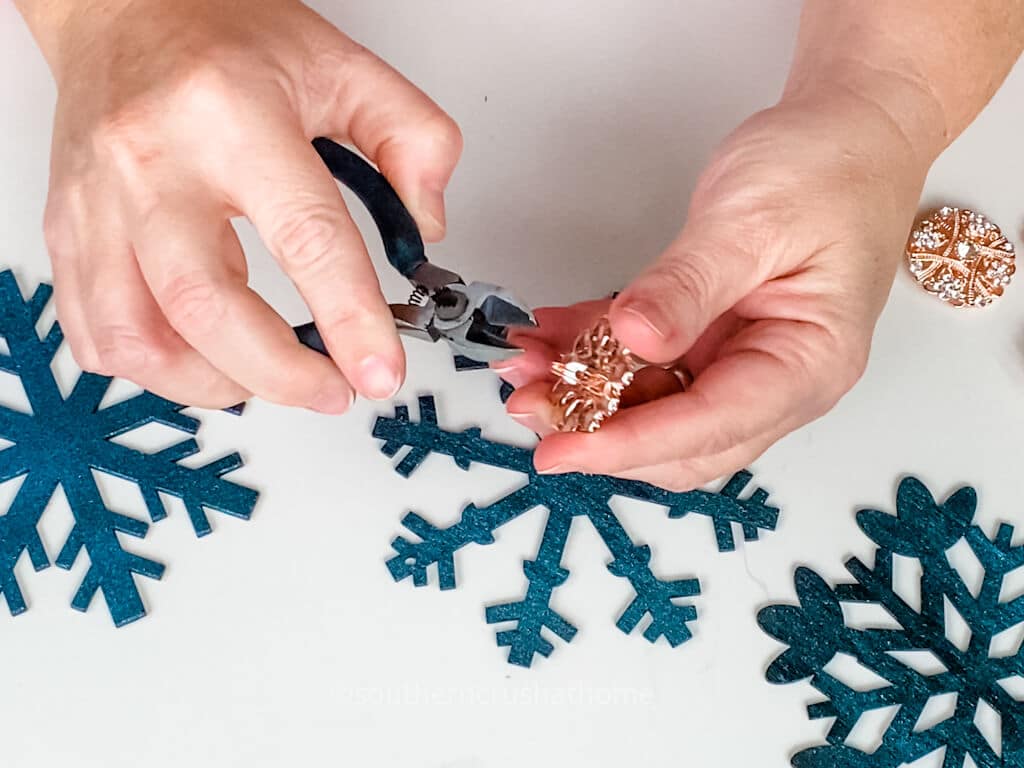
[2,2,1022,766]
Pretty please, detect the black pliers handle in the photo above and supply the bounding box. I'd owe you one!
[292,138,535,364]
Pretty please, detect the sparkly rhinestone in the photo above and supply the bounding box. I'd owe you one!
[907,207,1015,308]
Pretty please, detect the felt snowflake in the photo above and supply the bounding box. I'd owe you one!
[0,270,258,626]
[374,395,779,667]
[758,477,1024,768]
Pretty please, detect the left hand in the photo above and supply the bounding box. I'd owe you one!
[492,95,930,491]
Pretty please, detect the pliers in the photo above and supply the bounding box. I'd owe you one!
[291,137,536,364]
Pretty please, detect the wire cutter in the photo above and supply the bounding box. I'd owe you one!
[291,138,536,364]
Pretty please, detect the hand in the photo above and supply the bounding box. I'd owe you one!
[30,0,461,409]
[496,95,929,490]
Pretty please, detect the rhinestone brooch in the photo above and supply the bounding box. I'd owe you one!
[906,207,1016,308]
[549,316,643,433]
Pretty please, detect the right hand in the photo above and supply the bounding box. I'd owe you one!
[32,0,462,410]
[496,94,931,491]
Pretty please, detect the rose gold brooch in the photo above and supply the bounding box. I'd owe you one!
[548,316,642,433]
[906,207,1015,307]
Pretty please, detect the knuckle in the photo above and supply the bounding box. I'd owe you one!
[783,323,864,414]
[686,386,747,454]
[68,339,102,374]
[420,112,464,159]
[829,342,869,404]
[273,208,344,274]
[653,463,703,493]
[336,40,378,70]
[176,57,234,99]
[93,57,239,169]
[703,421,748,457]
[93,107,162,171]
[304,37,390,110]
[158,274,225,336]
[837,342,868,389]
[169,56,243,119]
[91,326,166,377]
[315,307,363,340]
[655,254,717,310]
[42,206,74,261]
[317,293,392,338]
[92,108,141,148]
[308,39,373,86]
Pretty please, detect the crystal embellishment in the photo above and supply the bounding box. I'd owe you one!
[549,316,642,433]
[906,207,1016,308]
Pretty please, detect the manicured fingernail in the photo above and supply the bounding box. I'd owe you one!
[620,303,668,339]
[509,410,545,434]
[537,463,566,475]
[493,363,530,389]
[490,359,520,375]
[357,354,402,400]
[311,384,354,415]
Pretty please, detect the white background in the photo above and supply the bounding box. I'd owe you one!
[2,2,1023,766]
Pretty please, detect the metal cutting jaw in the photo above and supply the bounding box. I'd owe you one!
[391,279,536,364]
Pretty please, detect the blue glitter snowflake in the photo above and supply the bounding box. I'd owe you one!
[374,395,779,667]
[758,477,1024,768]
[0,270,258,626]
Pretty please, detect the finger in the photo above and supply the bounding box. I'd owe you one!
[614,430,780,492]
[679,311,750,376]
[510,369,779,490]
[532,318,845,475]
[133,203,355,413]
[506,300,613,349]
[504,364,689,437]
[491,337,558,389]
[493,300,612,385]
[498,303,744,391]
[44,201,100,372]
[78,237,250,408]
[315,42,463,242]
[609,231,766,363]
[51,262,98,371]
[229,130,404,401]
[505,380,559,437]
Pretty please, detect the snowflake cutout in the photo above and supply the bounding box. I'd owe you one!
[0,270,258,626]
[374,395,779,667]
[758,477,1024,768]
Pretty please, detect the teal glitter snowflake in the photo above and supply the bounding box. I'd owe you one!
[759,477,1024,768]
[0,270,258,626]
[374,395,779,667]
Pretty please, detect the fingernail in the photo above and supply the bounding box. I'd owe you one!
[509,410,545,434]
[537,463,566,475]
[417,188,447,239]
[493,363,530,389]
[311,384,355,415]
[620,303,668,339]
[357,354,402,400]
[490,359,520,375]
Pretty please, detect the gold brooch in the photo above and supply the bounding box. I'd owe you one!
[906,207,1015,307]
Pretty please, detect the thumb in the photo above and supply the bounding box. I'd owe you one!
[609,233,762,363]
[374,119,463,243]
[314,40,463,242]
